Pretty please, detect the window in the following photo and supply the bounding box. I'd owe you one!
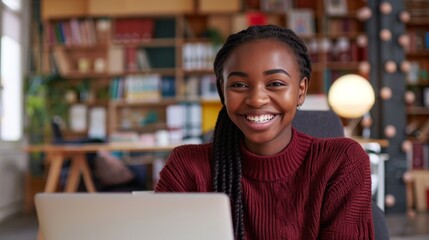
[2,0,21,11]
[0,0,23,141]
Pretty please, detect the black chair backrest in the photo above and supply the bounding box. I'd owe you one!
[292,110,344,138]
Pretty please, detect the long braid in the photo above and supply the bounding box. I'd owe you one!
[212,107,244,238]
[211,25,312,240]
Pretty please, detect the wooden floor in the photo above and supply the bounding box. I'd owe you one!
[1,211,429,239]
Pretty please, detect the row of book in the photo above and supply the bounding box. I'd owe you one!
[406,31,429,53]
[182,42,219,71]
[324,18,361,35]
[406,119,429,141]
[406,60,429,85]
[305,37,367,63]
[407,86,429,108]
[113,103,203,144]
[109,74,219,101]
[48,18,108,47]
[185,75,219,100]
[108,46,175,74]
[408,141,429,170]
[109,74,175,101]
[113,18,155,43]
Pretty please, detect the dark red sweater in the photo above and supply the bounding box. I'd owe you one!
[156,129,374,239]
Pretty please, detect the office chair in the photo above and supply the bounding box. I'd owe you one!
[292,110,390,240]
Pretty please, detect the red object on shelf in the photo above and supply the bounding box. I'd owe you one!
[427,188,429,211]
[246,12,267,26]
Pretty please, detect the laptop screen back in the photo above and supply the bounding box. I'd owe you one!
[35,192,234,240]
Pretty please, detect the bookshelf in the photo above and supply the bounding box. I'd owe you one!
[38,0,369,144]
[404,0,429,143]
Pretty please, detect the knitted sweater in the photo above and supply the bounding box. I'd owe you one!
[156,129,374,240]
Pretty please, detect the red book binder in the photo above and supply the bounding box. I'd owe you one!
[412,142,424,169]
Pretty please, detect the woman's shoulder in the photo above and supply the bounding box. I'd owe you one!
[172,142,213,155]
[312,137,369,169]
[167,143,213,165]
[311,136,363,151]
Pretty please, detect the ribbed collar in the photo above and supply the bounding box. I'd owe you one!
[241,128,313,181]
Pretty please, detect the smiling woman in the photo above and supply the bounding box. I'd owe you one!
[156,25,374,240]
[221,39,307,156]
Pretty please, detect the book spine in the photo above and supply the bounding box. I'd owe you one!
[412,142,424,170]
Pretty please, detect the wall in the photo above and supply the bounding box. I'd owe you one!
[0,142,27,222]
[0,0,31,222]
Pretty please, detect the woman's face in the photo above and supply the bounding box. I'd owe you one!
[221,39,308,156]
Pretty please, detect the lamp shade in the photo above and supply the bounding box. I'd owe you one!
[328,74,375,118]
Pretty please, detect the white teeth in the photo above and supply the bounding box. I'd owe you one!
[246,114,275,123]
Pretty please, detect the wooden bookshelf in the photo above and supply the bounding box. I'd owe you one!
[404,0,429,144]
[38,0,369,143]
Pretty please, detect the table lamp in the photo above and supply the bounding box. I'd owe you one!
[328,74,375,137]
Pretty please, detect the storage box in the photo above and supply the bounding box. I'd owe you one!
[198,0,241,13]
[88,0,193,16]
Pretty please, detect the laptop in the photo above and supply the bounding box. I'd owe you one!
[35,192,234,240]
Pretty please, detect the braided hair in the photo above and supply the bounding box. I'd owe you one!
[211,25,312,240]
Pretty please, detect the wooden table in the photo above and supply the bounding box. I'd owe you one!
[25,143,176,240]
[24,143,176,193]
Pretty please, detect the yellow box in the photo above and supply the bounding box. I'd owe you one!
[198,0,241,13]
[202,100,222,133]
[88,0,194,16]
[42,0,88,19]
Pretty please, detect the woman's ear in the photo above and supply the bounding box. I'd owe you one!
[298,77,309,106]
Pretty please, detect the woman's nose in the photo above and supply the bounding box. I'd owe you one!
[245,87,269,107]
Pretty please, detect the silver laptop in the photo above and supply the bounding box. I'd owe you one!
[35,192,234,240]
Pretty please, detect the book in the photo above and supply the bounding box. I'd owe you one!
[161,76,176,97]
[412,142,425,169]
[88,107,106,139]
[125,47,138,71]
[200,75,218,100]
[136,48,151,70]
[51,47,72,75]
[185,76,200,98]
[186,103,202,138]
[423,87,429,107]
[69,18,82,46]
[69,104,87,132]
[107,46,124,74]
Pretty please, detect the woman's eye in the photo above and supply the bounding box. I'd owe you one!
[268,81,286,87]
[231,82,247,88]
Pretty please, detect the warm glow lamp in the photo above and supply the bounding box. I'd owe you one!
[328,74,375,137]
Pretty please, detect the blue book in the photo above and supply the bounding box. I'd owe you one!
[161,76,176,97]
[425,32,429,49]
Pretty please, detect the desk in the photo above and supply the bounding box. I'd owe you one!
[352,137,389,148]
[24,143,176,193]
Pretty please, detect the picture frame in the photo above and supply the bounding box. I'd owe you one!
[287,9,315,37]
[324,0,348,16]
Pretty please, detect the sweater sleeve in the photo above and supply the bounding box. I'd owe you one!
[319,141,375,239]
